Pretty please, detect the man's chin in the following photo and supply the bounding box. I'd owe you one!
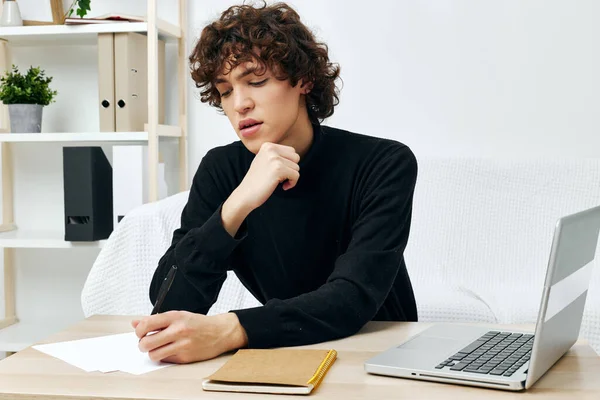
[241,138,278,154]
[240,139,262,155]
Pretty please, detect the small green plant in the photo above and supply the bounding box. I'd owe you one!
[0,65,58,106]
[65,0,91,18]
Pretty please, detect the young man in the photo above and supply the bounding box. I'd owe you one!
[133,1,418,364]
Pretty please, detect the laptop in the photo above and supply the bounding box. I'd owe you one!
[364,204,600,391]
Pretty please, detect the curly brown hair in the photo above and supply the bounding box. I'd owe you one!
[189,1,341,123]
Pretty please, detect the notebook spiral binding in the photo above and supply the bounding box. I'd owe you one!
[307,349,338,389]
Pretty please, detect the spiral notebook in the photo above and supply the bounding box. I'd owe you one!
[202,349,337,395]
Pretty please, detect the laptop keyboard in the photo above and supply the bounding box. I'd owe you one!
[435,331,533,377]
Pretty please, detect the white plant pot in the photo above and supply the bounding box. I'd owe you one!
[0,0,23,27]
[8,104,44,133]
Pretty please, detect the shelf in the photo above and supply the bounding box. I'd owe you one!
[0,131,147,143]
[0,19,181,46]
[0,230,105,249]
[0,318,76,352]
[0,128,181,143]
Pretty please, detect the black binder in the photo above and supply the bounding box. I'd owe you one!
[63,147,114,241]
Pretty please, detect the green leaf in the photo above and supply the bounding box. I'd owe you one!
[0,64,57,105]
[75,0,91,18]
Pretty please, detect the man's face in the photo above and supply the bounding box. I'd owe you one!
[214,60,308,154]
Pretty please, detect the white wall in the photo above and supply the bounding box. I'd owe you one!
[0,0,599,356]
[187,0,600,173]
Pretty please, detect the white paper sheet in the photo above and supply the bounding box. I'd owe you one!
[32,332,173,375]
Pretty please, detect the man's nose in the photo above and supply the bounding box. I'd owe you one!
[233,89,254,114]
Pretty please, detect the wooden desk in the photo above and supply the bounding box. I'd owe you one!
[0,315,598,399]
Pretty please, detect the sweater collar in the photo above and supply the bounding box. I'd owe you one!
[298,121,323,169]
[273,121,324,197]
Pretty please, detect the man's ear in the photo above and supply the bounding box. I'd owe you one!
[299,79,314,94]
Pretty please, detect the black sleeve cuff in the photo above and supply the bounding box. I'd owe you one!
[175,204,247,266]
[231,303,283,349]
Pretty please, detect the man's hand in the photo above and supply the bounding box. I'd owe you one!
[237,142,301,209]
[132,311,248,364]
[221,142,300,237]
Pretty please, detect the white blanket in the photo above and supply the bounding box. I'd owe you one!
[81,157,600,353]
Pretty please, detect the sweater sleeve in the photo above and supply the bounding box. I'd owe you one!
[149,151,247,314]
[231,145,418,348]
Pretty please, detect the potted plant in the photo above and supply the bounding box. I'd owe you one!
[65,0,91,19]
[0,65,58,133]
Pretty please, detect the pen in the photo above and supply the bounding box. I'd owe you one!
[139,265,177,343]
[150,265,178,315]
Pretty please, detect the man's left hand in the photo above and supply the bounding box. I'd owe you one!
[132,311,248,364]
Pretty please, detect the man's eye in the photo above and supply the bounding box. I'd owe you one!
[249,78,269,87]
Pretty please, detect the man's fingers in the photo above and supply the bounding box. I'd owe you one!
[280,147,301,163]
[282,169,300,190]
[280,157,300,172]
[265,143,300,163]
[161,354,183,364]
[139,325,177,353]
[135,311,177,339]
[147,340,182,363]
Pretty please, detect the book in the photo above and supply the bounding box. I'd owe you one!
[202,349,338,395]
[64,13,145,25]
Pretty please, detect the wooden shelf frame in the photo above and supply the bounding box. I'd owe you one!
[0,0,189,349]
[0,128,181,143]
[0,21,181,45]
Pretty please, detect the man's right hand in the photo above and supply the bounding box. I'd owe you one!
[221,142,300,237]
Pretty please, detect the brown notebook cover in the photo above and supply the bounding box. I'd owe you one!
[202,349,337,395]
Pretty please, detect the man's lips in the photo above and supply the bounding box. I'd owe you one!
[240,122,263,137]
[239,118,262,130]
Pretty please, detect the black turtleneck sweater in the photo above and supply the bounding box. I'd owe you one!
[149,124,419,349]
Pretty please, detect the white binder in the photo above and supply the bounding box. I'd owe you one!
[98,32,115,131]
[98,32,165,132]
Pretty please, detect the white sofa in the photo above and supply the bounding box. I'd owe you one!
[81,157,600,354]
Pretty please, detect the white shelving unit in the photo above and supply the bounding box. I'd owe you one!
[0,230,105,249]
[0,0,188,354]
[0,20,181,46]
[0,132,151,142]
[0,127,181,143]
